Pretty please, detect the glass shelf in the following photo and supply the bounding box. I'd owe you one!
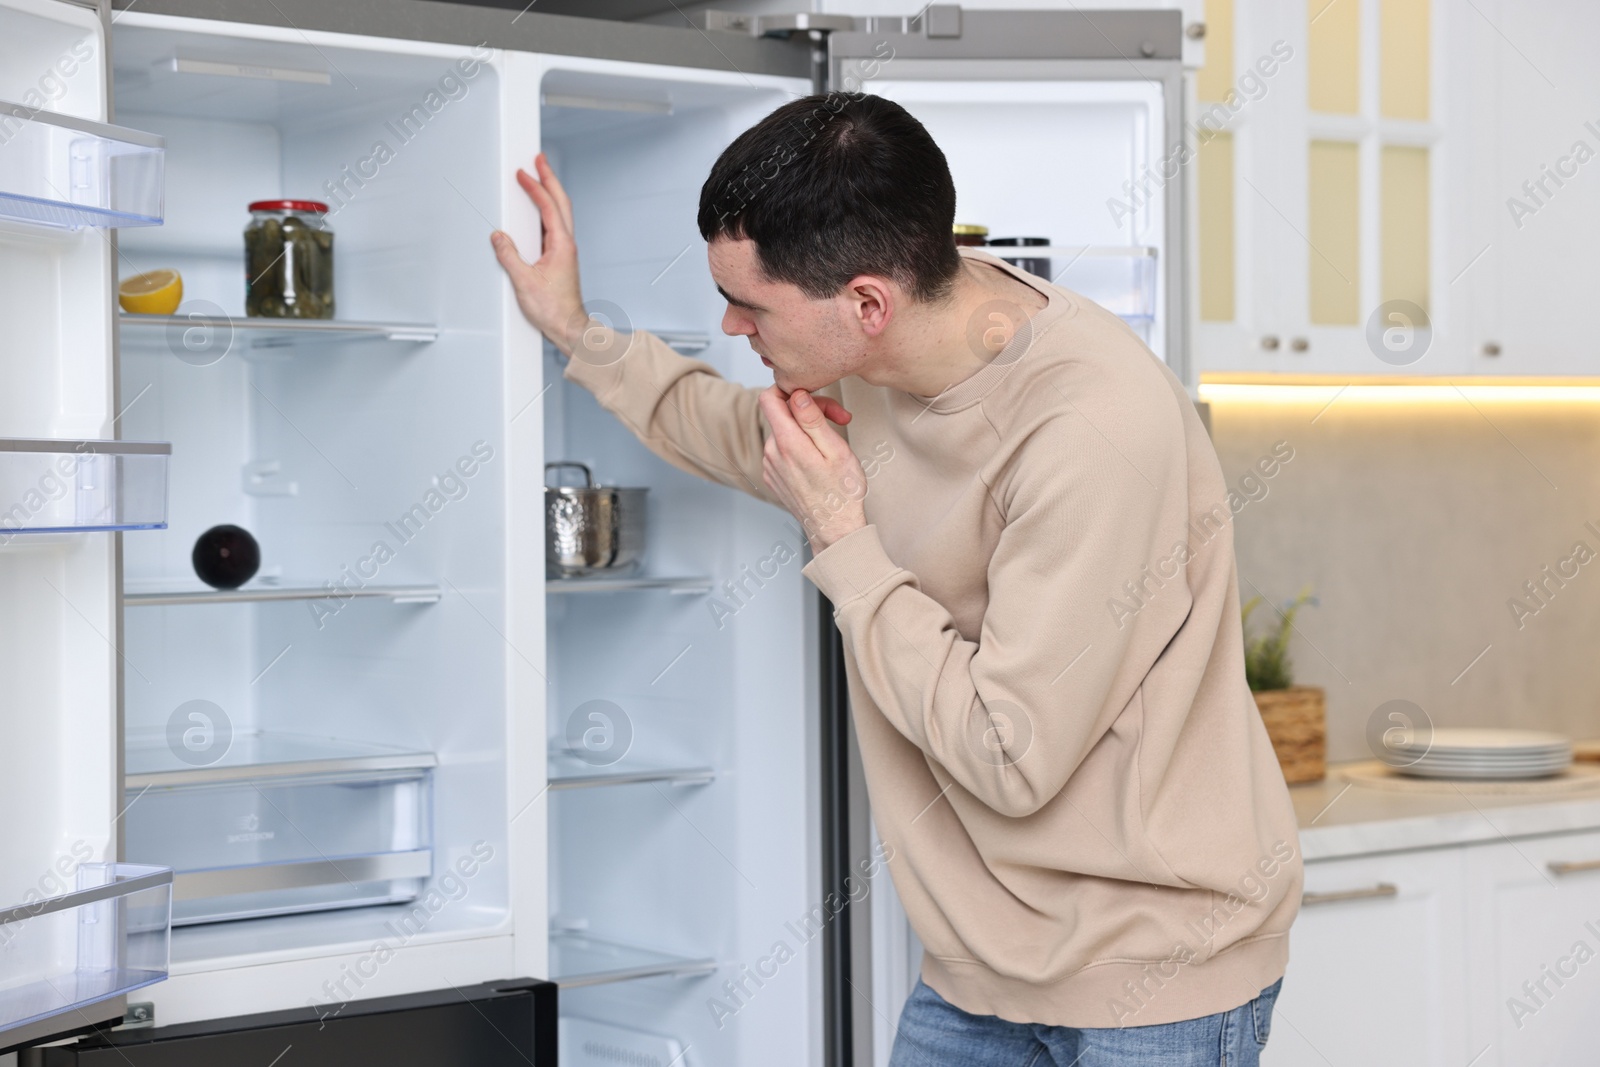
[544,331,709,357]
[125,730,438,786]
[118,314,438,350]
[0,864,172,1041]
[0,102,164,231]
[547,751,714,791]
[546,574,711,595]
[650,330,710,353]
[0,439,169,535]
[548,931,716,988]
[124,580,441,607]
[983,245,1157,259]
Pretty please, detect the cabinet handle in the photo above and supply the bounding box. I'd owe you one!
[1482,341,1502,357]
[1261,335,1281,351]
[1290,337,1310,352]
[1548,859,1600,876]
[1302,883,1398,906]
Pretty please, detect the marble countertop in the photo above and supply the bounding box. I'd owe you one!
[1291,761,1600,861]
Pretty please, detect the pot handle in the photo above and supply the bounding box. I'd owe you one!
[545,461,594,489]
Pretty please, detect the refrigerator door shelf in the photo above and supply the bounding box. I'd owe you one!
[0,864,173,1043]
[993,246,1159,325]
[548,931,716,989]
[117,315,439,351]
[0,102,164,231]
[122,738,433,927]
[0,439,170,535]
[545,574,711,595]
[123,580,442,607]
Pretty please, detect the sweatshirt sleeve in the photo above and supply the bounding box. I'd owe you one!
[800,413,1174,818]
[561,327,782,507]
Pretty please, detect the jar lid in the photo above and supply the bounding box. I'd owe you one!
[248,199,329,214]
[952,223,989,236]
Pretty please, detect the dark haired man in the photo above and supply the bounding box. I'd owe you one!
[493,92,1301,1066]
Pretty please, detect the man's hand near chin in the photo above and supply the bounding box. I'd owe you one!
[757,386,866,553]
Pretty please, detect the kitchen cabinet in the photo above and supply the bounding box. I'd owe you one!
[1464,828,1600,1065]
[1265,825,1600,1067]
[1194,0,1469,378]
[1263,845,1470,1067]
[1457,0,1600,376]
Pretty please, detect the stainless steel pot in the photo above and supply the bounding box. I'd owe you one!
[544,461,647,578]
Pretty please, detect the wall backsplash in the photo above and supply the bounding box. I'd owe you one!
[1208,391,1600,763]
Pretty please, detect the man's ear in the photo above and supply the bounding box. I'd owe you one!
[845,275,895,337]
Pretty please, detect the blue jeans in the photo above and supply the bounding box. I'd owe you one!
[888,976,1283,1067]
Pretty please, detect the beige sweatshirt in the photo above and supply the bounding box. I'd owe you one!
[560,247,1303,1028]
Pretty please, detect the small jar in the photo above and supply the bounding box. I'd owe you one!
[244,200,334,319]
[952,223,989,247]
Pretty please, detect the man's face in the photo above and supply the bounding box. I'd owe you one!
[707,236,864,393]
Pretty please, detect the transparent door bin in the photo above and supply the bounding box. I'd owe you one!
[0,863,172,1039]
[1003,246,1158,324]
[0,440,170,535]
[0,102,164,230]
[123,735,434,925]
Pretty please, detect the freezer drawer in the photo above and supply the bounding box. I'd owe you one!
[123,734,434,925]
[0,864,172,1049]
[17,978,556,1065]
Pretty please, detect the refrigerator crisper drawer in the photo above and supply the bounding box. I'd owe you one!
[0,102,164,230]
[0,440,170,536]
[123,745,434,926]
[0,864,172,1042]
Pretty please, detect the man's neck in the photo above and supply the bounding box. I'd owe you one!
[863,257,1050,400]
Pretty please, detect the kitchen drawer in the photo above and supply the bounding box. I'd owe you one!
[123,733,434,926]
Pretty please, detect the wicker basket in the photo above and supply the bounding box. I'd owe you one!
[1254,686,1326,784]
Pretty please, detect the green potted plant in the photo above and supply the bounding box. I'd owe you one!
[1242,586,1325,783]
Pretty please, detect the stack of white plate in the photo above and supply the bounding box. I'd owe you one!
[1393,728,1572,780]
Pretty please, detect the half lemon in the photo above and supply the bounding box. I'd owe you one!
[119,269,183,315]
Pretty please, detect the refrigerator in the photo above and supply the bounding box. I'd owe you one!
[0,2,1187,1063]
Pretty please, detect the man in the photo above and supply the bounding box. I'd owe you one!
[492,93,1302,1066]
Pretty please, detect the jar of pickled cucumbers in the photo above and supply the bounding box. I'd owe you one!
[244,200,334,319]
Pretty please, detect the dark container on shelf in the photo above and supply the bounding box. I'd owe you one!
[988,236,1051,279]
[245,199,334,319]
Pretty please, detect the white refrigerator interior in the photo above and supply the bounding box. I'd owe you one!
[90,11,820,1064]
[527,53,821,1065]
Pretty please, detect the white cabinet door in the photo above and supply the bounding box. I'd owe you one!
[1461,0,1600,376]
[1263,847,1470,1067]
[1464,829,1600,1065]
[1195,0,1454,378]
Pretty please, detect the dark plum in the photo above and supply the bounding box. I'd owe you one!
[192,525,261,589]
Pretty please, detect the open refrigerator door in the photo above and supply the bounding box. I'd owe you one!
[0,0,174,1053]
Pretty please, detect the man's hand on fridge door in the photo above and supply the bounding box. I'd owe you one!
[757,386,866,554]
[491,153,587,358]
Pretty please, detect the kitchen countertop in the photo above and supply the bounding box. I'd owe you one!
[1291,761,1600,861]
